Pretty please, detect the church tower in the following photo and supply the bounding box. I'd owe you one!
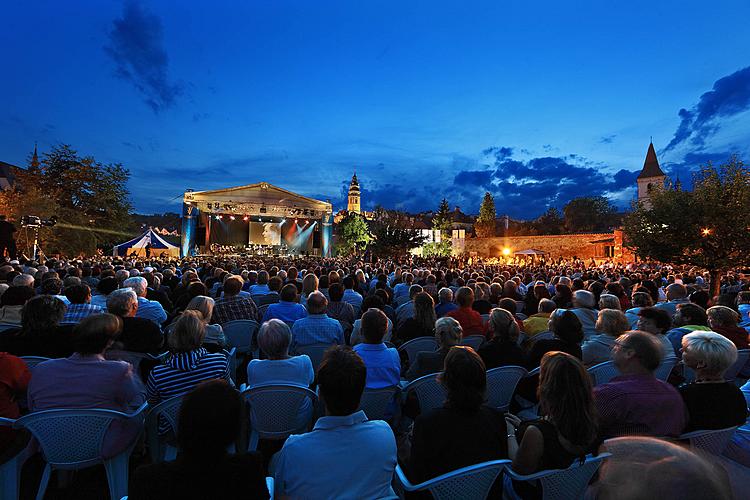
[636,142,666,209]
[347,172,361,214]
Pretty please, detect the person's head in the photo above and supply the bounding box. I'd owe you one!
[72,313,122,355]
[257,270,269,285]
[681,331,737,378]
[302,273,318,296]
[0,285,35,307]
[123,276,148,297]
[222,275,243,297]
[636,307,672,335]
[185,295,215,323]
[455,286,474,307]
[328,282,344,302]
[168,310,206,352]
[317,346,366,416]
[413,292,437,332]
[599,294,622,310]
[596,437,731,500]
[342,276,355,290]
[666,283,688,301]
[674,303,708,327]
[64,283,91,305]
[706,305,740,329]
[548,309,584,344]
[306,291,328,314]
[438,346,486,411]
[434,316,463,348]
[257,319,291,359]
[630,292,653,309]
[538,351,597,447]
[107,288,138,317]
[573,290,596,309]
[408,284,423,299]
[41,277,63,296]
[612,330,663,374]
[438,287,453,304]
[97,276,118,296]
[361,308,388,344]
[488,307,520,342]
[689,290,710,310]
[596,309,630,338]
[537,298,556,314]
[12,274,34,288]
[21,295,66,334]
[280,283,298,302]
[177,380,242,459]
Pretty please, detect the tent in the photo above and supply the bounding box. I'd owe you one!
[112,229,180,258]
[513,248,548,256]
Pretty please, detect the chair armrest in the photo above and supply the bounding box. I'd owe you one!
[126,402,149,419]
[0,417,16,427]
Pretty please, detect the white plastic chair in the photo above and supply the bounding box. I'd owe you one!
[222,319,259,355]
[588,361,620,386]
[358,386,398,421]
[145,396,183,463]
[398,336,439,366]
[294,343,333,372]
[503,453,611,500]
[461,335,485,351]
[240,384,318,451]
[19,356,51,372]
[725,349,750,381]
[654,356,677,381]
[265,477,274,498]
[0,418,34,500]
[403,373,446,415]
[14,402,148,500]
[679,426,739,455]
[395,459,510,500]
[486,365,528,411]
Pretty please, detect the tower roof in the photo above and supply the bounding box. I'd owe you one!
[349,172,360,193]
[638,142,665,179]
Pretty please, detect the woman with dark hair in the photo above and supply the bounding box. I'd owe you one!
[640,279,661,304]
[0,295,73,358]
[407,346,509,489]
[526,309,584,369]
[552,284,573,309]
[397,292,437,343]
[524,282,550,316]
[505,352,599,499]
[606,282,630,310]
[173,281,208,315]
[636,307,675,357]
[587,281,605,306]
[131,380,269,499]
[479,308,526,369]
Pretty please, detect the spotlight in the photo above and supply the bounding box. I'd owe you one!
[216,215,222,219]
[243,216,249,221]
[502,247,511,256]
[281,219,286,224]
[294,219,298,223]
[229,216,236,221]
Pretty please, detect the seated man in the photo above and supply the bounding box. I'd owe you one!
[61,283,103,324]
[594,331,687,438]
[570,290,599,339]
[666,303,712,355]
[263,284,307,325]
[342,276,364,312]
[211,275,260,324]
[123,276,168,326]
[89,276,118,309]
[107,289,164,353]
[523,298,556,337]
[654,283,690,319]
[273,346,397,498]
[446,286,485,337]
[353,309,400,389]
[291,291,343,352]
[434,287,458,318]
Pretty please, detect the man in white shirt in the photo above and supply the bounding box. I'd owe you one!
[123,276,167,326]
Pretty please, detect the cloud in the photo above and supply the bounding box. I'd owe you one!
[600,134,616,144]
[104,1,183,113]
[664,66,750,152]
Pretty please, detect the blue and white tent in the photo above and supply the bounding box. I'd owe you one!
[112,229,180,258]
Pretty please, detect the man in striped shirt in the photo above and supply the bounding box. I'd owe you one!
[61,284,103,325]
[212,276,260,324]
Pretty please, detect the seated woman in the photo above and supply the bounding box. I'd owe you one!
[299,273,318,307]
[625,291,654,329]
[27,314,145,457]
[478,308,526,369]
[581,309,630,366]
[147,311,234,433]
[636,307,675,357]
[679,331,748,431]
[131,380,269,499]
[405,317,461,381]
[526,309,584,369]
[185,295,226,348]
[506,352,599,499]
[396,292,436,344]
[407,347,508,492]
[0,295,73,358]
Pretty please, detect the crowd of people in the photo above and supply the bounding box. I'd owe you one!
[0,253,749,498]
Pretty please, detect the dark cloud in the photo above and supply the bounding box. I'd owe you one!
[192,112,210,122]
[664,66,750,152]
[600,134,616,144]
[453,170,493,188]
[104,1,183,113]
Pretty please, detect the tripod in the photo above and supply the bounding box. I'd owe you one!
[27,225,46,263]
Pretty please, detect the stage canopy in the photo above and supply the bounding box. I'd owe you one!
[113,229,180,258]
[514,248,548,256]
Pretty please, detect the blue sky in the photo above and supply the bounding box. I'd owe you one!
[2,0,750,219]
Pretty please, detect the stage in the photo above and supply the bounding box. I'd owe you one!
[180,182,333,258]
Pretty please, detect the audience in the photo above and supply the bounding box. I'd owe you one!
[446,286,485,337]
[666,303,712,354]
[582,309,629,366]
[526,309,584,368]
[478,307,526,369]
[397,292,437,343]
[636,306,675,357]
[522,298,556,337]
[406,316,462,381]
[0,295,73,358]
[290,291,343,352]
[61,283,102,324]
[0,351,30,458]
[123,276,168,325]
[434,287,458,318]
[183,295,226,348]
[706,305,749,349]
[211,275,259,325]
[107,289,164,353]
[263,283,307,324]
[353,309,400,389]
[571,290,599,339]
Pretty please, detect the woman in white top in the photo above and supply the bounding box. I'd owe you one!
[185,295,226,347]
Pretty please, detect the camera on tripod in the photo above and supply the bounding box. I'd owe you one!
[20,215,57,228]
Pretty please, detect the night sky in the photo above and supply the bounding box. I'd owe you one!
[2,1,750,219]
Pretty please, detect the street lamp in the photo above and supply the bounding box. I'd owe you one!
[701,228,712,237]
[502,247,511,256]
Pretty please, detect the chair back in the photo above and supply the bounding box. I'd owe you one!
[404,373,446,415]
[725,349,750,380]
[506,453,610,500]
[145,396,183,463]
[654,356,677,381]
[395,460,510,500]
[295,343,333,372]
[222,320,259,354]
[529,331,554,342]
[358,387,398,421]
[680,426,739,455]
[398,336,439,366]
[241,384,317,440]
[19,356,51,372]
[258,304,271,318]
[480,314,490,326]
[461,335,485,351]
[15,407,144,469]
[486,366,528,411]
[588,361,620,386]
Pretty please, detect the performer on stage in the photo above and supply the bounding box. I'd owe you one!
[0,215,17,260]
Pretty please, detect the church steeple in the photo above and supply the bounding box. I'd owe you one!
[30,142,40,169]
[347,171,361,214]
[636,141,667,209]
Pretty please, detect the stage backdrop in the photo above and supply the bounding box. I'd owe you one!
[249,222,282,246]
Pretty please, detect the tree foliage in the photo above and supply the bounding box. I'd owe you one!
[368,207,427,257]
[623,156,750,297]
[475,192,496,237]
[516,207,565,235]
[335,212,371,256]
[0,144,135,257]
[432,198,452,235]
[563,196,617,233]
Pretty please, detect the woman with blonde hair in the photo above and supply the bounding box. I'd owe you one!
[405,316,462,381]
[299,273,319,307]
[581,309,630,366]
[185,295,226,348]
[478,307,525,369]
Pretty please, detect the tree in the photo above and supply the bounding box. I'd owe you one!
[428,198,453,257]
[336,212,371,256]
[368,207,427,257]
[563,196,617,233]
[535,207,564,234]
[475,192,496,238]
[623,156,750,298]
